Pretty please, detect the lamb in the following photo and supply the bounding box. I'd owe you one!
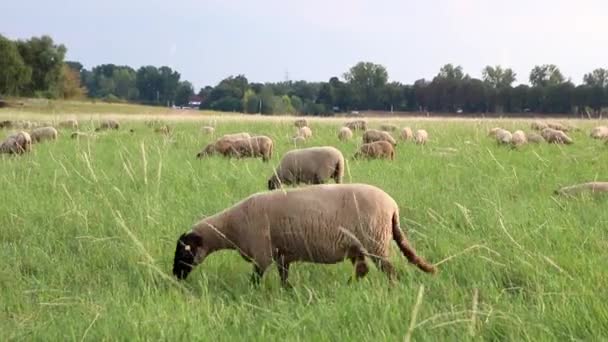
[345,120,368,131]
[296,126,313,139]
[267,146,345,190]
[201,126,215,135]
[294,119,308,128]
[354,141,395,160]
[400,127,413,141]
[0,131,32,154]
[172,183,437,287]
[495,129,512,145]
[526,132,545,143]
[363,129,396,146]
[338,127,353,141]
[554,182,608,196]
[414,129,428,145]
[202,135,273,162]
[541,128,573,144]
[95,119,120,131]
[379,124,398,132]
[590,126,608,139]
[511,130,527,147]
[30,126,58,143]
[58,119,78,129]
[531,121,548,131]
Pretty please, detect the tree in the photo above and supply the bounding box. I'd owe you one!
[16,35,67,96]
[482,65,516,88]
[65,61,83,73]
[112,67,138,100]
[174,81,194,107]
[583,68,608,87]
[437,64,465,81]
[0,35,31,96]
[344,62,388,109]
[529,64,564,87]
[58,64,86,99]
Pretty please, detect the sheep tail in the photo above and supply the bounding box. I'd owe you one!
[392,213,437,274]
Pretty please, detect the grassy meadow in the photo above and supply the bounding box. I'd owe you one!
[1,113,607,341]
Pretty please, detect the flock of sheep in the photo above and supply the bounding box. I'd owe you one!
[1,116,606,287]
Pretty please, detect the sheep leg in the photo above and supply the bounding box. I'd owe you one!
[249,264,266,286]
[276,253,292,289]
[372,258,399,282]
[346,245,369,283]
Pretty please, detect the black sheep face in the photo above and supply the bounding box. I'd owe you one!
[172,232,203,280]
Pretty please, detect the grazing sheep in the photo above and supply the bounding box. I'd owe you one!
[338,126,353,141]
[58,119,79,129]
[379,124,398,132]
[554,182,608,196]
[400,127,413,141]
[297,126,313,139]
[414,129,428,145]
[488,127,503,137]
[511,130,527,147]
[547,122,570,132]
[526,132,545,143]
[13,120,32,129]
[96,119,120,131]
[363,129,396,146]
[196,144,216,158]
[172,183,436,286]
[221,132,251,141]
[590,126,608,139]
[354,141,395,160]
[0,131,32,154]
[208,135,274,162]
[531,120,548,131]
[201,126,215,135]
[541,128,573,144]
[30,126,58,143]
[345,120,368,131]
[268,146,345,190]
[71,132,97,140]
[495,129,512,145]
[154,125,171,135]
[294,119,308,128]
[0,120,12,129]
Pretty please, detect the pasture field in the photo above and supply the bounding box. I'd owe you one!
[1,115,608,341]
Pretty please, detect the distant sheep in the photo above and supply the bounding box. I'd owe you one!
[526,132,545,143]
[400,127,413,141]
[414,129,428,145]
[294,119,308,128]
[495,129,512,145]
[201,126,215,135]
[488,127,503,137]
[345,120,368,131]
[547,122,570,132]
[379,124,398,132]
[268,146,345,190]
[71,132,97,140]
[531,121,548,131]
[297,126,313,139]
[30,126,58,143]
[541,128,573,144]
[338,127,353,141]
[221,132,251,141]
[511,130,527,147]
[154,125,171,135]
[58,119,79,129]
[96,119,120,131]
[555,182,608,196]
[0,120,12,129]
[590,126,608,139]
[354,141,395,160]
[363,129,396,146]
[200,136,273,162]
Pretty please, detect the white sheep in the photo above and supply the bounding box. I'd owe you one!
[338,127,353,141]
[268,146,345,190]
[414,129,428,145]
[30,126,58,143]
[363,129,396,146]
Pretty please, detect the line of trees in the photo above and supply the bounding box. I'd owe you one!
[200,62,608,116]
[0,34,195,106]
[2,34,608,115]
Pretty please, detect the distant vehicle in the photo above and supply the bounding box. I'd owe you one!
[349,111,361,116]
[456,108,463,114]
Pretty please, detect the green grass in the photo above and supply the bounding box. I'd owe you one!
[1,118,607,341]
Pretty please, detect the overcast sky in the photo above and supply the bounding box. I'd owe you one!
[2,0,607,89]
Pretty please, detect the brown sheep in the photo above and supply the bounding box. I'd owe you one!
[541,128,573,144]
[526,132,545,143]
[379,124,398,132]
[172,183,436,287]
[30,126,58,143]
[345,120,368,131]
[400,127,413,141]
[554,182,608,196]
[547,122,570,132]
[210,136,274,162]
[354,141,395,160]
[363,129,396,146]
[294,119,308,128]
[0,131,32,154]
[338,127,353,141]
[531,120,548,131]
[96,119,120,131]
[268,146,345,190]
